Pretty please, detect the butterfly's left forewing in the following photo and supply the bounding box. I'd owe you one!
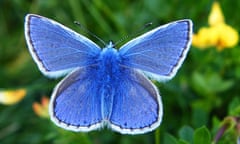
[119,20,192,81]
[25,14,101,77]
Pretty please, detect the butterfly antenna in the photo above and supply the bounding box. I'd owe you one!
[115,22,153,46]
[74,21,107,46]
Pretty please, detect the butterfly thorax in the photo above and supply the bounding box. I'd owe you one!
[99,43,120,78]
[98,43,122,119]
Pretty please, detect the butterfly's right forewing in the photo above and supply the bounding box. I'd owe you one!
[119,20,192,81]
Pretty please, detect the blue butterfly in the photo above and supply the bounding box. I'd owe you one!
[24,14,192,134]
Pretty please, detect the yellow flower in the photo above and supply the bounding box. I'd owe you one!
[193,27,219,48]
[32,96,49,118]
[0,89,26,105]
[193,1,239,50]
[216,23,239,51]
[208,1,225,26]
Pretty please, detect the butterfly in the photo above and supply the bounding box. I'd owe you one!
[24,14,192,134]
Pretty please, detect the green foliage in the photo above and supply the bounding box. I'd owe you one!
[178,125,194,143]
[162,126,211,144]
[193,126,211,144]
[1,0,240,144]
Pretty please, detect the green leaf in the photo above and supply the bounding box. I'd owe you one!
[193,126,211,144]
[178,125,194,144]
[191,72,234,96]
[178,139,190,144]
[192,108,208,128]
[163,133,178,144]
[228,96,240,116]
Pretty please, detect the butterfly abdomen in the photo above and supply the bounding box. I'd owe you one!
[98,46,122,120]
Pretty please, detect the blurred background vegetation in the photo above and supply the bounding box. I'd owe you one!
[0,0,240,144]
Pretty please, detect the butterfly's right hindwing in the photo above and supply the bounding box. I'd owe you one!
[109,68,163,134]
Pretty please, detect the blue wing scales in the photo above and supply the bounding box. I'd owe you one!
[119,20,192,81]
[25,14,101,77]
[109,68,163,134]
[49,67,103,131]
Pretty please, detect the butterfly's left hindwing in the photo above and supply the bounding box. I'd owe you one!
[49,67,103,132]
[119,20,192,81]
[25,14,101,77]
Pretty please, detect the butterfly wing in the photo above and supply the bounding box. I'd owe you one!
[49,67,103,131]
[119,20,192,81]
[25,14,101,77]
[109,68,163,134]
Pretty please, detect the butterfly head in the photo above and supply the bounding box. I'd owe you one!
[102,41,118,55]
[100,41,120,65]
[106,41,115,49]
